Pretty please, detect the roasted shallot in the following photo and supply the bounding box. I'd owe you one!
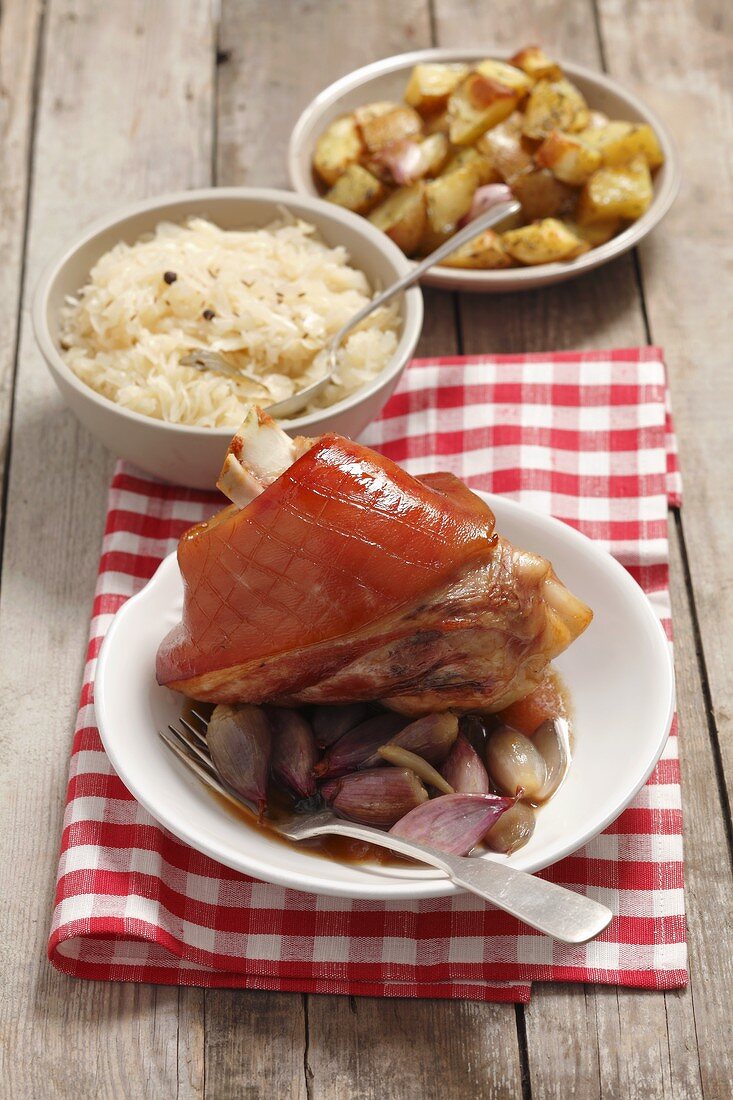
[484,801,536,855]
[362,712,458,767]
[534,717,571,801]
[485,725,548,800]
[206,704,271,815]
[268,708,318,799]
[315,712,406,778]
[311,703,370,748]
[322,767,428,828]
[390,793,514,856]
[441,733,490,795]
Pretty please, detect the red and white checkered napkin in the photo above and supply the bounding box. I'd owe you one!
[49,348,686,1002]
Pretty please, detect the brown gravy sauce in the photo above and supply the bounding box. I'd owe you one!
[187,668,573,869]
[212,788,416,867]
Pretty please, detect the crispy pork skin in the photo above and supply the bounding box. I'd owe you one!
[156,417,591,713]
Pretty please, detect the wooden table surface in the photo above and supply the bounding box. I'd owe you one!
[1,1,731,1096]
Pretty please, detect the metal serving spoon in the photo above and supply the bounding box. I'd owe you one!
[160,712,612,945]
[180,193,521,420]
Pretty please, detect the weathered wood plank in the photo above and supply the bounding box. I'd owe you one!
[665,519,733,1097]
[216,0,433,189]
[308,996,526,1100]
[0,0,43,525]
[178,987,206,1100]
[0,2,215,1097]
[433,2,714,1096]
[211,4,523,1096]
[203,991,308,1100]
[596,0,733,807]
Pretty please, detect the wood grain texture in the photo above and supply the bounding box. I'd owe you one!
[204,991,308,1100]
[667,519,733,1097]
[596,0,733,804]
[217,0,433,188]
[0,0,43,525]
[0,2,215,1097]
[307,996,525,1099]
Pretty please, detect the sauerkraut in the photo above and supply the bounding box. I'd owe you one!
[59,217,399,426]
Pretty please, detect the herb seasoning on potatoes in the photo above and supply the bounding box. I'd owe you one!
[311,46,665,268]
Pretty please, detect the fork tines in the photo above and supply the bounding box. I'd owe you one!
[158,715,231,802]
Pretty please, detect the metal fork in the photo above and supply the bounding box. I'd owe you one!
[179,194,521,420]
[159,714,612,944]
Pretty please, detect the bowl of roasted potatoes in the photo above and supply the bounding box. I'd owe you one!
[289,47,679,291]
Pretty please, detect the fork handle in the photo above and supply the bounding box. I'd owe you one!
[310,822,611,944]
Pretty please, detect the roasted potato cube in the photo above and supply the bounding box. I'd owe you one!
[312,114,364,186]
[522,78,590,139]
[509,46,563,83]
[585,109,610,130]
[511,167,576,220]
[404,63,470,115]
[424,109,450,136]
[476,111,534,182]
[577,157,653,224]
[475,59,533,98]
[561,217,621,247]
[581,121,664,169]
[359,104,423,153]
[325,164,387,214]
[368,183,427,255]
[440,228,513,269]
[426,163,480,234]
[353,101,398,126]
[369,132,449,185]
[441,144,501,185]
[448,72,518,145]
[417,226,453,254]
[502,218,586,265]
[536,130,602,184]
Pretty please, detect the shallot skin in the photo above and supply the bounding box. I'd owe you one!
[315,712,406,778]
[206,703,271,814]
[362,712,458,768]
[389,792,514,856]
[268,707,318,799]
[321,767,428,828]
[441,734,490,795]
[311,703,370,747]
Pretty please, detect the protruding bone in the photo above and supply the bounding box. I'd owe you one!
[216,406,317,508]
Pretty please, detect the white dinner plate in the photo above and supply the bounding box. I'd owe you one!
[95,493,674,900]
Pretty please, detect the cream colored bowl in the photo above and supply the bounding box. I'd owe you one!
[288,49,680,292]
[32,188,423,488]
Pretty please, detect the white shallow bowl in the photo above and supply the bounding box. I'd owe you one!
[32,187,423,488]
[95,492,674,901]
[288,49,680,292]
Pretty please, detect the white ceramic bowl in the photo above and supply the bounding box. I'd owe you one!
[288,49,680,292]
[95,491,674,900]
[32,188,423,489]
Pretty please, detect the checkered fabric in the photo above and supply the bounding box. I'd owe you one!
[48,348,686,1001]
